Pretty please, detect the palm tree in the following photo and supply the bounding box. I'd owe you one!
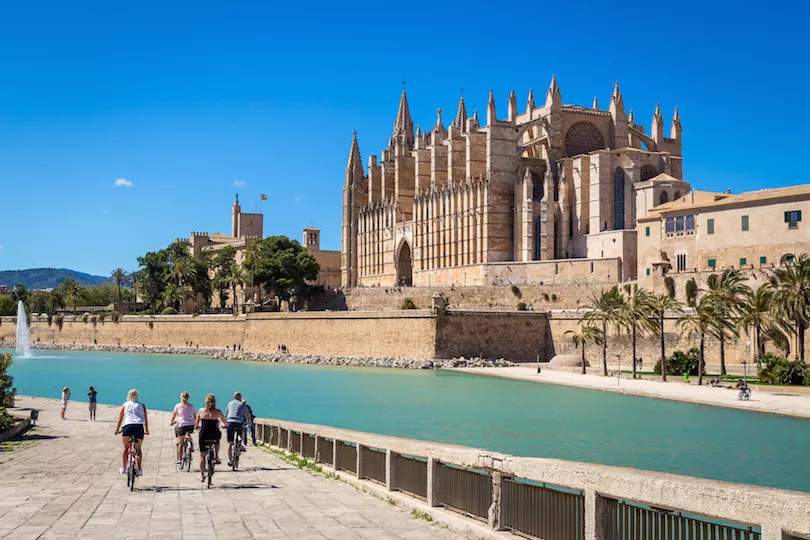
[738,283,781,366]
[49,289,65,315]
[61,278,82,315]
[704,269,748,375]
[649,293,682,382]
[162,283,183,311]
[583,287,625,376]
[678,295,731,385]
[565,326,603,375]
[170,258,195,314]
[226,262,245,314]
[243,239,262,305]
[771,254,810,362]
[618,286,657,379]
[110,268,130,307]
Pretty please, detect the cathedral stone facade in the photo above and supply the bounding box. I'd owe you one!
[342,77,686,288]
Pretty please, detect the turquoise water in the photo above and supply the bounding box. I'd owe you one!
[6,348,810,492]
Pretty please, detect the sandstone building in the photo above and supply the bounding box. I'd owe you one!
[341,77,686,289]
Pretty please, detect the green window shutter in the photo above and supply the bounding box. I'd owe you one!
[741,215,749,231]
[707,219,714,234]
[798,210,802,222]
[785,211,791,223]
[760,256,767,264]
[645,226,650,237]
[646,268,651,276]
[740,257,747,267]
[708,259,716,268]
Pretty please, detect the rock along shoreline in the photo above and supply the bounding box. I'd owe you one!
[2,341,515,370]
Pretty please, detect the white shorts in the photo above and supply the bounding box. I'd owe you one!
[61,400,68,408]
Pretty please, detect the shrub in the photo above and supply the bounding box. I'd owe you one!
[97,313,105,323]
[111,311,121,323]
[401,298,417,310]
[192,312,200,317]
[542,293,550,301]
[685,278,698,307]
[511,285,522,298]
[82,313,89,323]
[759,353,808,385]
[654,348,701,376]
[551,294,558,302]
[147,320,154,330]
[1,352,16,408]
[90,315,97,325]
[161,307,178,315]
[0,407,14,431]
[54,315,64,330]
[47,313,53,326]
[516,302,527,311]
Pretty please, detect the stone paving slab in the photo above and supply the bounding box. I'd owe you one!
[1,397,468,540]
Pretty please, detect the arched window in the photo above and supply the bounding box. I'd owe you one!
[613,168,626,230]
[564,122,605,157]
[666,217,675,236]
[673,191,682,200]
[676,216,685,235]
[659,191,669,205]
[531,172,544,201]
[686,215,695,234]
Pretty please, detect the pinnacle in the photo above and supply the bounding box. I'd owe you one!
[654,102,663,119]
[673,106,680,122]
[454,95,467,129]
[527,88,535,110]
[346,131,362,173]
[393,88,414,149]
[612,81,621,100]
[592,96,599,110]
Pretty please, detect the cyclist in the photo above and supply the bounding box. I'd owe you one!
[169,391,196,467]
[225,392,247,466]
[195,393,227,482]
[114,389,150,476]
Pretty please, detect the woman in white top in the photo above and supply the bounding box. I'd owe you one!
[169,391,196,466]
[60,386,70,420]
[114,389,150,476]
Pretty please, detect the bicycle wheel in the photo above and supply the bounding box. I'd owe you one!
[232,435,240,471]
[206,451,213,488]
[186,445,192,472]
[129,465,136,491]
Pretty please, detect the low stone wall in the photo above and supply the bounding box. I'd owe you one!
[254,417,810,540]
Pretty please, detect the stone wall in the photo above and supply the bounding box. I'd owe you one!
[436,311,548,362]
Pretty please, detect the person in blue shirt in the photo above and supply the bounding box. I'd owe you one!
[225,392,247,466]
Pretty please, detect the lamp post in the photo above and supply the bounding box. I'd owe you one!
[744,340,751,386]
[615,353,622,386]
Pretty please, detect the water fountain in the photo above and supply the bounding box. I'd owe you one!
[15,300,31,357]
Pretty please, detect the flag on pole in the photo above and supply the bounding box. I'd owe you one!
[261,194,267,200]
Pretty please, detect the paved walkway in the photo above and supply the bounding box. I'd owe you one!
[451,366,810,419]
[0,397,467,540]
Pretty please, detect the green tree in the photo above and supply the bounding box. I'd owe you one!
[649,293,682,382]
[189,255,212,312]
[49,289,65,314]
[677,295,730,385]
[162,283,183,311]
[0,295,15,316]
[0,352,16,407]
[110,268,130,306]
[254,236,320,302]
[226,262,244,314]
[10,283,28,305]
[564,325,603,375]
[704,269,748,375]
[243,238,262,305]
[59,278,82,314]
[136,250,171,312]
[618,286,657,379]
[213,246,237,313]
[583,287,625,376]
[771,254,810,362]
[170,257,195,314]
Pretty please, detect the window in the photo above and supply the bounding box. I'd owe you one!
[613,168,626,230]
[760,256,767,265]
[741,215,749,231]
[676,216,685,235]
[666,218,675,236]
[646,268,651,276]
[645,226,650,237]
[707,218,715,235]
[708,258,716,268]
[659,191,669,205]
[676,253,687,272]
[785,210,802,229]
[740,257,747,267]
[686,215,695,234]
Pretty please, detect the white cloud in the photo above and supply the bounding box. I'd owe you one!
[114,178,133,187]
[233,179,246,187]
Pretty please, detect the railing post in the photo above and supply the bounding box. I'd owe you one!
[488,471,504,531]
[286,430,292,452]
[585,490,607,540]
[760,523,784,540]
[299,432,304,454]
[357,445,364,480]
[333,439,340,471]
[385,450,394,491]
[427,457,439,507]
[314,435,320,463]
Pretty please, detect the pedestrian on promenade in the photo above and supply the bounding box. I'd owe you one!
[88,386,98,421]
[242,399,256,446]
[60,387,71,420]
[114,389,149,476]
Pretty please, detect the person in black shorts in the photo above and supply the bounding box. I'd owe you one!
[195,394,227,482]
[224,392,247,466]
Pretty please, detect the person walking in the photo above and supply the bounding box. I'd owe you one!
[242,399,257,446]
[60,387,71,420]
[169,392,196,467]
[114,389,150,477]
[225,392,247,466]
[87,386,98,421]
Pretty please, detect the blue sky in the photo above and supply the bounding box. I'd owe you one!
[0,0,807,277]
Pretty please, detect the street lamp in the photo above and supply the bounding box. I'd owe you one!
[743,340,751,386]
[615,353,622,386]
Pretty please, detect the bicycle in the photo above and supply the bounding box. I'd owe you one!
[123,435,138,491]
[202,439,218,488]
[738,385,751,401]
[179,432,194,472]
[231,429,242,471]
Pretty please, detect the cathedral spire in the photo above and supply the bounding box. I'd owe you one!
[508,89,517,123]
[592,96,599,110]
[545,75,561,107]
[393,89,415,150]
[345,130,363,179]
[436,108,444,129]
[487,89,497,125]
[671,106,682,140]
[526,88,535,112]
[453,94,467,131]
[652,103,664,143]
[628,110,635,125]
[473,109,480,127]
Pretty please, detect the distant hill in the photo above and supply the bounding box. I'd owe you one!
[0,268,108,290]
